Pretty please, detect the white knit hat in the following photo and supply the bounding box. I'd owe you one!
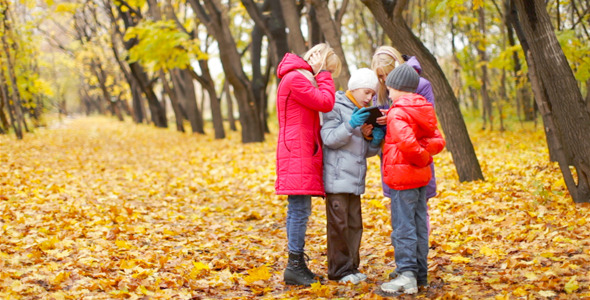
[348,68,379,93]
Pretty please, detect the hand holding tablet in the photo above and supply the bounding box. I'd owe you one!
[363,106,385,127]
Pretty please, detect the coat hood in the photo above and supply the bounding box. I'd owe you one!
[277,53,313,79]
[393,94,437,134]
[405,56,422,75]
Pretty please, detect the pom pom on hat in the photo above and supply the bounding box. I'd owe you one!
[385,63,419,92]
[348,68,379,93]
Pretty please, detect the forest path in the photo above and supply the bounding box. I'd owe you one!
[0,116,588,299]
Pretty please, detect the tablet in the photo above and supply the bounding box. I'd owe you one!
[363,106,384,127]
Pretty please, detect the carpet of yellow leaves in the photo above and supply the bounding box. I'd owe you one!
[1,116,589,299]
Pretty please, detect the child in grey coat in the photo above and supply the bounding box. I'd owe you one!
[321,68,384,284]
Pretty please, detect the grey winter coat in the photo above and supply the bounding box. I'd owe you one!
[321,91,382,195]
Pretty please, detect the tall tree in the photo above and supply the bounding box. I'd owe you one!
[361,0,484,182]
[309,0,350,88]
[104,0,147,124]
[242,0,291,133]
[188,0,264,143]
[278,0,307,55]
[161,0,207,134]
[113,1,168,128]
[476,4,493,130]
[145,0,184,132]
[498,0,534,122]
[0,76,8,133]
[1,7,27,139]
[512,0,590,203]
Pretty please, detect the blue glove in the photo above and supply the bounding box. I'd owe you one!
[371,127,385,146]
[349,107,370,128]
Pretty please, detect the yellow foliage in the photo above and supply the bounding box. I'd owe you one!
[310,281,333,297]
[0,117,589,299]
[54,3,81,14]
[450,255,471,263]
[51,271,70,286]
[565,276,579,294]
[243,264,271,284]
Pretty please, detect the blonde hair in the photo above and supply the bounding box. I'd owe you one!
[303,43,342,78]
[371,46,405,105]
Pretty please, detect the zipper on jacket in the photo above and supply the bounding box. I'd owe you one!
[282,91,292,152]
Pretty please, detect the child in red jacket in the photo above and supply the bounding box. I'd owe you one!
[379,63,445,294]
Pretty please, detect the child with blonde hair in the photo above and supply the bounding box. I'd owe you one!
[275,43,342,286]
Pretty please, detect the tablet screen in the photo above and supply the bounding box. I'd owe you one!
[364,106,384,127]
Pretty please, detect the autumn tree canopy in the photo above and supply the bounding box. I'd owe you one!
[0,3,589,188]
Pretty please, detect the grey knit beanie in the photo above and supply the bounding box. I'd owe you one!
[385,63,419,92]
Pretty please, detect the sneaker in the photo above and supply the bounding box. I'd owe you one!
[339,273,361,284]
[381,271,418,294]
[354,272,368,282]
[389,271,427,287]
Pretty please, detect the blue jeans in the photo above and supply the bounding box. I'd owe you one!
[286,195,312,254]
[390,186,428,283]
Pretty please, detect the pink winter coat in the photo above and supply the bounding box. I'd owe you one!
[275,53,336,196]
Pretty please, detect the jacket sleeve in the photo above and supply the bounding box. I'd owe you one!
[366,141,381,157]
[389,111,432,168]
[420,128,446,156]
[289,71,336,113]
[416,78,435,108]
[321,105,354,149]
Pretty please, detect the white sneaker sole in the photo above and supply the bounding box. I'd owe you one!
[381,286,418,294]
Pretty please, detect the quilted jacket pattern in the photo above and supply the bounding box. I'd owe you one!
[275,53,336,196]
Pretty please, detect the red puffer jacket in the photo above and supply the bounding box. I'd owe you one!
[382,93,445,191]
[275,53,336,196]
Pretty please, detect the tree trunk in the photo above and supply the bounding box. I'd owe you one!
[504,0,533,122]
[477,6,493,131]
[307,5,323,46]
[130,81,145,123]
[171,69,205,134]
[309,0,350,88]
[0,68,21,139]
[0,79,8,133]
[241,0,290,134]
[112,34,144,123]
[193,61,225,138]
[189,0,264,143]
[362,0,484,182]
[250,26,268,129]
[450,16,464,107]
[278,0,307,55]
[129,62,167,128]
[224,80,237,132]
[159,70,185,132]
[266,0,290,63]
[114,4,167,128]
[514,0,590,203]
[497,69,506,131]
[1,31,28,136]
